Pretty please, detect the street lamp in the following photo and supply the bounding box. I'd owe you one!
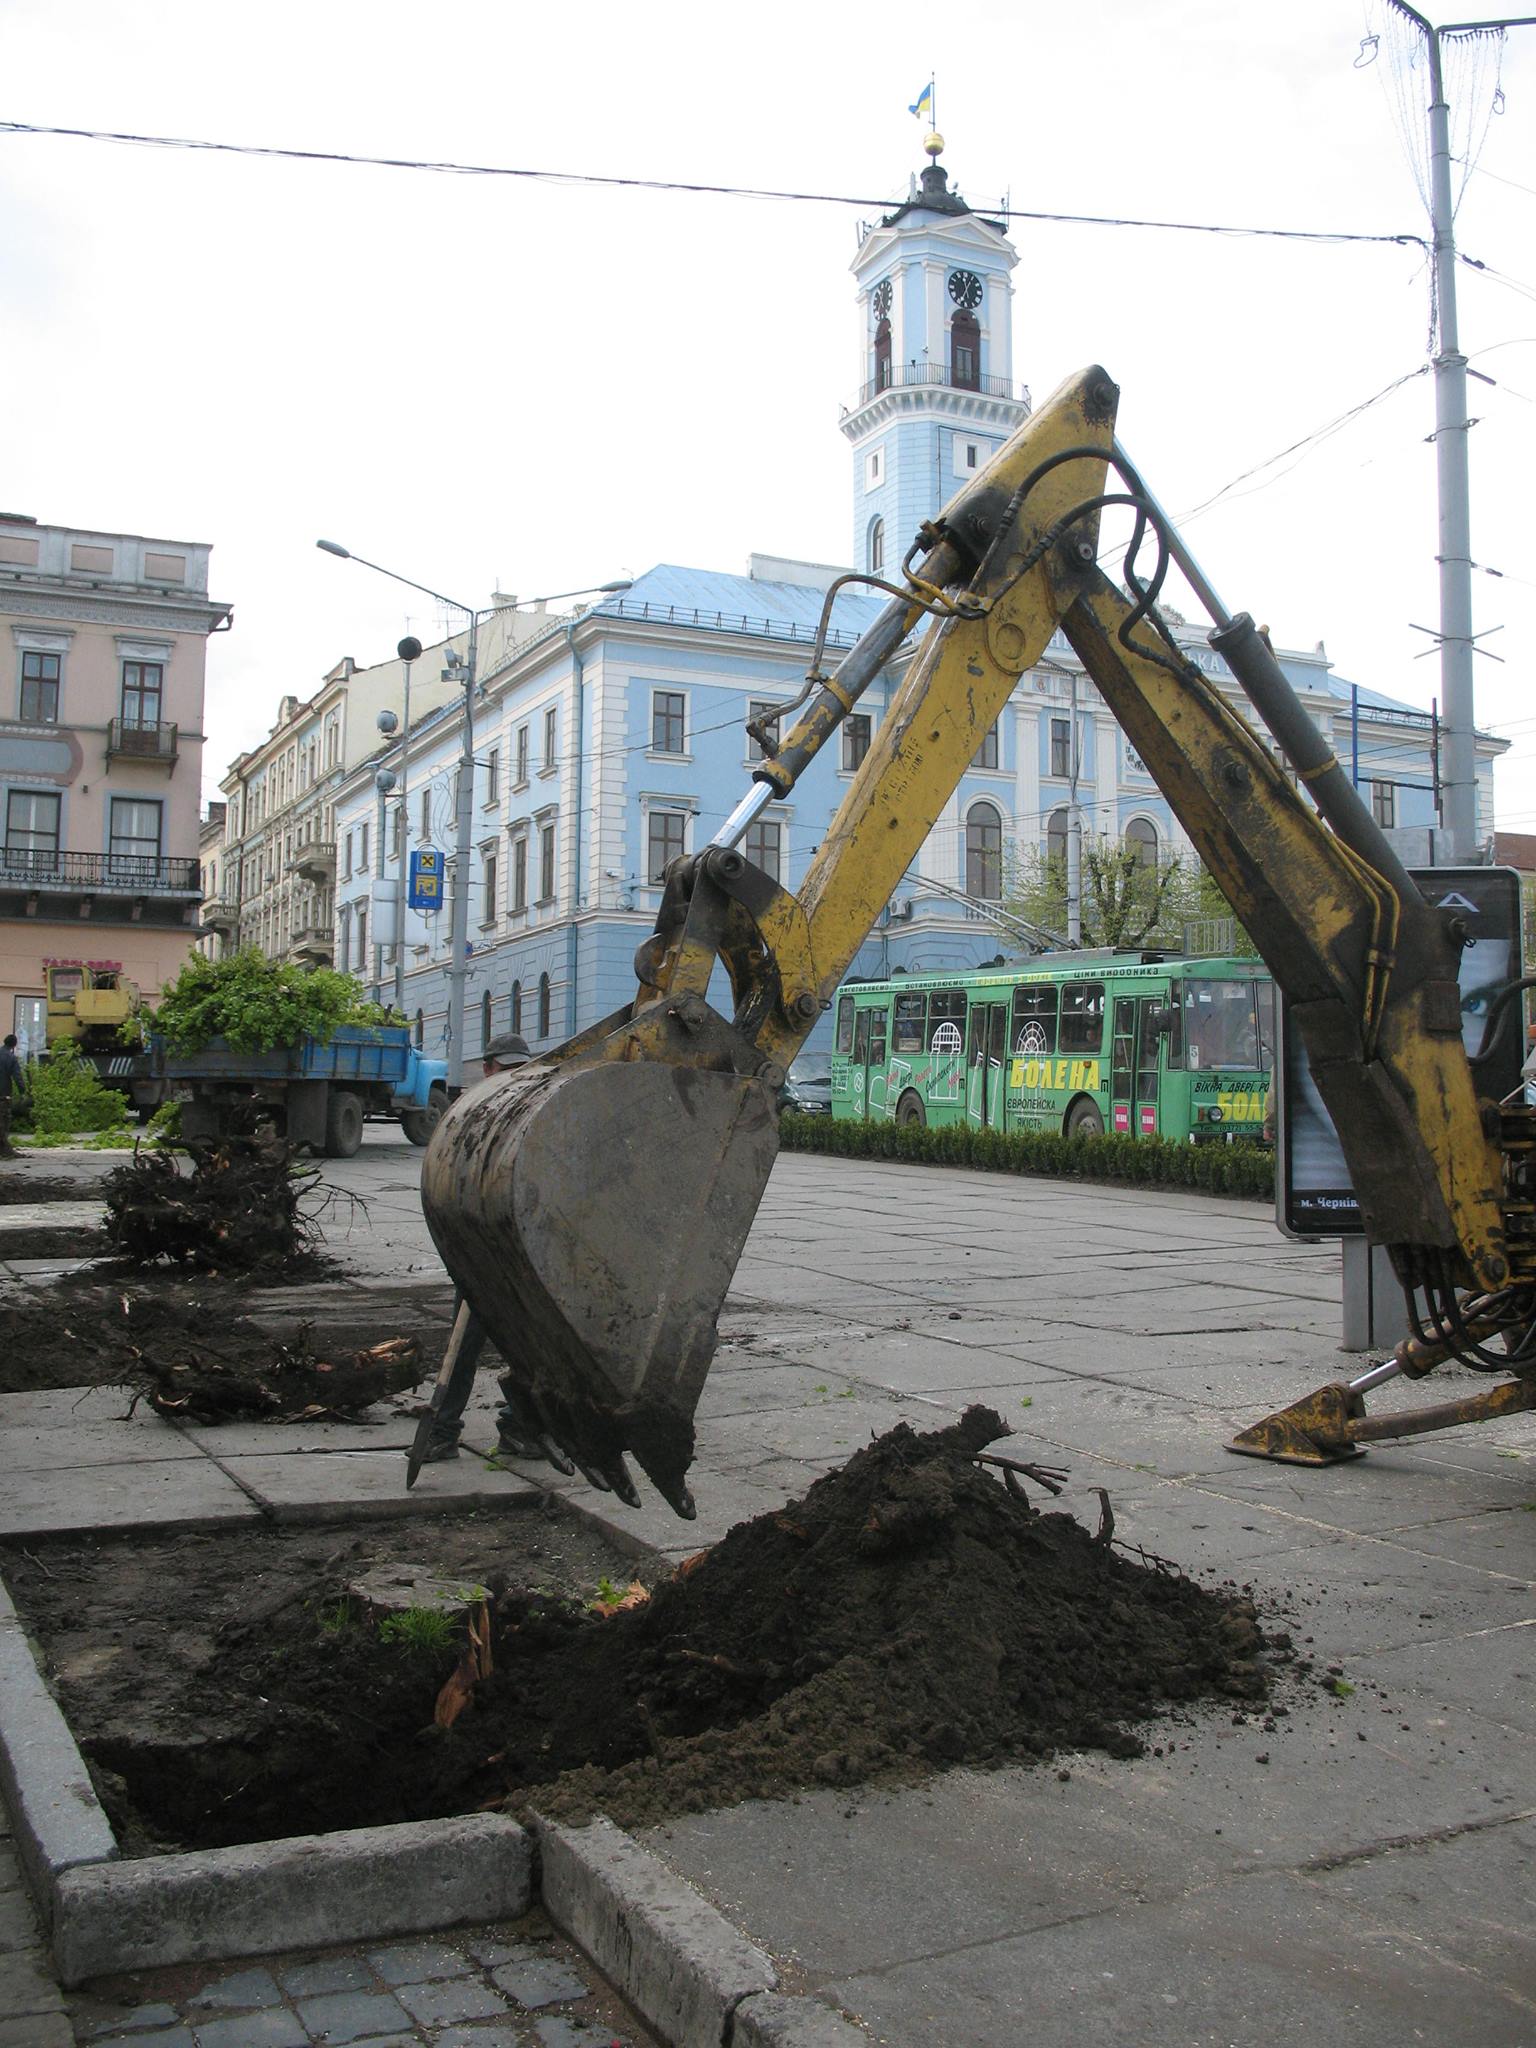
[316,540,630,1089]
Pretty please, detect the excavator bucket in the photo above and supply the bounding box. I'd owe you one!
[420,1048,779,1517]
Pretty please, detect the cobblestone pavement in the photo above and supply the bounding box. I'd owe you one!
[1,1804,653,2048]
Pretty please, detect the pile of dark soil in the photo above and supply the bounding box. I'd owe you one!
[102,1140,323,1273]
[0,1284,424,1410]
[0,1175,100,1206]
[15,1409,1274,1850]
[134,1328,421,1421]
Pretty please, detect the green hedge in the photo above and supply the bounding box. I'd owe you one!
[778,1111,1274,1200]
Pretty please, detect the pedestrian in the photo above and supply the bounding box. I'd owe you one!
[417,1028,545,1464]
[0,1033,28,1160]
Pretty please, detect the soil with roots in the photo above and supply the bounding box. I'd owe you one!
[3,1408,1281,1852]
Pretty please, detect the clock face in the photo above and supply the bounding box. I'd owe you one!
[948,269,983,311]
[872,279,893,320]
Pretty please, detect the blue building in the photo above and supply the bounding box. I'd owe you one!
[326,145,1501,1067]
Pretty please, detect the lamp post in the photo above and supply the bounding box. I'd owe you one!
[316,541,630,1088]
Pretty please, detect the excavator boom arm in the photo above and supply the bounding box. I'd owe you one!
[420,365,1520,1513]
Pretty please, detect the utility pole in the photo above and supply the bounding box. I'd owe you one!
[443,613,479,1097]
[1387,6,1536,857]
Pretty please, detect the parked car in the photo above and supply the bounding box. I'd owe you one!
[779,1052,832,1116]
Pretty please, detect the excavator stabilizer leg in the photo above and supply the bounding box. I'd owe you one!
[1226,1383,1368,1464]
[420,1049,779,1516]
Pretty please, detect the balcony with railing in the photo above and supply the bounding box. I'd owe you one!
[106,718,179,766]
[289,925,335,965]
[846,364,1031,412]
[286,841,336,884]
[200,899,239,935]
[0,847,200,895]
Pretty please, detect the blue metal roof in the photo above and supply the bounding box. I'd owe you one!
[588,564,894,652]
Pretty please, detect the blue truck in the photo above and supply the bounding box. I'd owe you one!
[155,1027,449,1156]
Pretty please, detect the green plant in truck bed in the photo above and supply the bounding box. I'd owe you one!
[152,949,394,1055]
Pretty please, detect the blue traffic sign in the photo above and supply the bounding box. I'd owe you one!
[408,848,443,910]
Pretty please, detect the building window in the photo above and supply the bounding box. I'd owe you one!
[868,518,885,575]
[1124,817,1159,867]
[972,718,1000,771]
[543,704,559,769]
[1046,808,1069,863]
[951,311,980,391]
[511,834,528,913]
[842,714,871,772]
[109,797,162,876]
[874,315,892,392]
[1372,780,1397,829]
[356,904,368,970]
[511,980,523,1034]
[482,848,498,924]
[481,988,492,1051]
[651,690,686,755]
[4,790,60,873]
[537,972,551,1038]
[745,816,781,882]
[120,660,163,729]
[19,651,59,724]
[420,789,432,840]
[325,719,339,768]
[965,802,1003,901]
[647,808,687,883]
[343,830,353,880]
[486,748,500,803]
[390,807,403,860]
[414,1007,424,1048]
[1049,716,1071,779]
[747,700,780,762]
[538,819,556,903]
[358,822,369,870]
[515,724,529,785]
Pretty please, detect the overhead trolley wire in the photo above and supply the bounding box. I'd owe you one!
[0,118,1427,250]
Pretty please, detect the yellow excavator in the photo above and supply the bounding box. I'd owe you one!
[421,366,1536,1517]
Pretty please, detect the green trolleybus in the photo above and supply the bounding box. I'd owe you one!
[830,952,1274,1144]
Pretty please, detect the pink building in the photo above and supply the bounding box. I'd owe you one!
[0,515,232,1050]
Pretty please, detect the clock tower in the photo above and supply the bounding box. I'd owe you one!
[842,137,1027,575]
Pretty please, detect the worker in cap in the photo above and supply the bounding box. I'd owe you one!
[482,1030,530,1078]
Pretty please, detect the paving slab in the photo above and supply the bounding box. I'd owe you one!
[0,1460,259,1538]
[222,1450,541,1520]
[818,1865,1536,2048]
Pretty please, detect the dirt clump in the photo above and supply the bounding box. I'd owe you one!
[0,1281,424,1404]
[0,1175,103,1206]
[13,1408,1274,1850]
[101,1140,326,1274]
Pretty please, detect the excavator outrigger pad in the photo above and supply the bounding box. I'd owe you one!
[1227,1373,1536,1464]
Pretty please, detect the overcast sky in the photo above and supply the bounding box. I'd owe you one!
[5,0,1534,829]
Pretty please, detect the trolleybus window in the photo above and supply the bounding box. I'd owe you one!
[926,988,966,1050]
[1183,979,1261,1070]
[1059,980,1105,1054]
[892,990,926,1052]
[835,994,855,1054]
[1011,983,1057,1054]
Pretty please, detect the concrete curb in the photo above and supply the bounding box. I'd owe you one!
[536,1813,775,2046]
[51,1813,531,1987]
[535,1813,867,2046]
[0,1579,117,1918]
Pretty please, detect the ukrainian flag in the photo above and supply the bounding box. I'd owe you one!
[908,80,933,120]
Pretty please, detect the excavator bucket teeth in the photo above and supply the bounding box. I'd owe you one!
[420,1056,778,1516]
[1226,1381,1368,1465]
